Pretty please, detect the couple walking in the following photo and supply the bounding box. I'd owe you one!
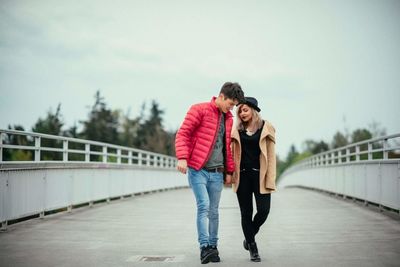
[175,82,276,264]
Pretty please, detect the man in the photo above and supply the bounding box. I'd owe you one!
[175,82,245,264]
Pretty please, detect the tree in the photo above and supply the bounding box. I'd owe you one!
[331,131,348,149]
[351,128,372,143]
[32,103,63,136]
[302,139,330,154]
[134,100,173,155]
[119,111,140,148]
[79,91,120,161]
[4,125,32,161]
[32,104,64,160]
[286,145,299,164]
[80,91,119,144]
[368,121,386,138]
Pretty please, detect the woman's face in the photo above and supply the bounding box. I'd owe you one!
[238,104,253,122]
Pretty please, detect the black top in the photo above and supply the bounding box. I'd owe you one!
[239,122,264,170]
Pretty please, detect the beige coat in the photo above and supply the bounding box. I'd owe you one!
[231,120,276,194]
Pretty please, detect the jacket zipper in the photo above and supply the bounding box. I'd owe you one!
[202,112,221,168]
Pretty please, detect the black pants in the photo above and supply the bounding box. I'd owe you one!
[236,169,271,243]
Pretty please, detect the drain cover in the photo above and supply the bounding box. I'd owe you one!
[127,255,185,262]
[140,256,174,262]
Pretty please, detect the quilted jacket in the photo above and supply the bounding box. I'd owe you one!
[175,97,235,172]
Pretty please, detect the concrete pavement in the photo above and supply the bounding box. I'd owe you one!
[1,187,399,267]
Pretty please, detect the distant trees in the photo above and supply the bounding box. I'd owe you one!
[2,90,390,176]
[3,90,176,161]
[331,131,348,149]
[80,91,119,145]
[133,100,175,155]
[277,123,387,180]
[31,104,64,160]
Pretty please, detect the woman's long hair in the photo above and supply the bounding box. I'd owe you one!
[235,104,263,133]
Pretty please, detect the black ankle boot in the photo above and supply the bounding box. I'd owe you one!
[243,239,249,251]
[209,245,220,262]
[200,246,217,264]
[248,242,261,262]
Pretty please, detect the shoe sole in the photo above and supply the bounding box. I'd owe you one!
[201,250,218,264]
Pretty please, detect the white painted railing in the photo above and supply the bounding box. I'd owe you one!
[0,129,176,168]
[278,133,400,212]
[0,129,184,230]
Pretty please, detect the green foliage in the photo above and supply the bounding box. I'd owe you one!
[133,100,175,156]
[3,125,32,161]
[31,104,64,160]
[80,91,119,145]
[11,150,32,161]
[351,128,372,143]
[331,131,348,149]
[303,139,329,154]
[3,90,177,162]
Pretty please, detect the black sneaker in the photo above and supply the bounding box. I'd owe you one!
[200,246,217,264]
[209,245,220,262]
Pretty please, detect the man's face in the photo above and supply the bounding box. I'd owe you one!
[217,94,239,113]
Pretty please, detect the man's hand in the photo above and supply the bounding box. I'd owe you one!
[224,174,232,185]
[177,159,188,174]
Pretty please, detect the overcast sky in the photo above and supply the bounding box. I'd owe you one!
[1,0,399,157]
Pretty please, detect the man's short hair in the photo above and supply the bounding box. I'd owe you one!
[220,82,245,103]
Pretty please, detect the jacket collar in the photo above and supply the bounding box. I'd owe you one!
[211,96,233,119]
[231,120,275,142]
[260,121,275,142]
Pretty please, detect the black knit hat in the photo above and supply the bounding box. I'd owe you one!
[243,97,261,112]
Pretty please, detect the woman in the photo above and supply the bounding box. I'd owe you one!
[231,97,276,262]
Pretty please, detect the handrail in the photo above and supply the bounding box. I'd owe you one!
[282,133,400,175]
[0,129,177,169]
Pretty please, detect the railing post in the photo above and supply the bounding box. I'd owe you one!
[356,146,360,161]
[63,140,68,162]
[138,152,142,166]
[85,144,90,162]
[128,151,132,165]
[346,148,350,162]
[147,154,151,166]
[368,142,373,160]
[117,149,121,164]
[34,136,41,161]
[0,132,3,162]
[383,139,388,160]
[103,146,107,163]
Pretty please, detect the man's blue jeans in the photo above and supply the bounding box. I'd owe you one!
[188,167,224,248]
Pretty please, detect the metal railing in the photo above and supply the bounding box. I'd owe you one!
[0,129,177,169]
[283,133,400,175]
[279,133,400,212]
[0,129,184,230]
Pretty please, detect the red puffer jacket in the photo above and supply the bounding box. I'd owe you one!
[175,97,235,172]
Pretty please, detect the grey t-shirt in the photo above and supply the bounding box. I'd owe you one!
[205,114,225,169]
